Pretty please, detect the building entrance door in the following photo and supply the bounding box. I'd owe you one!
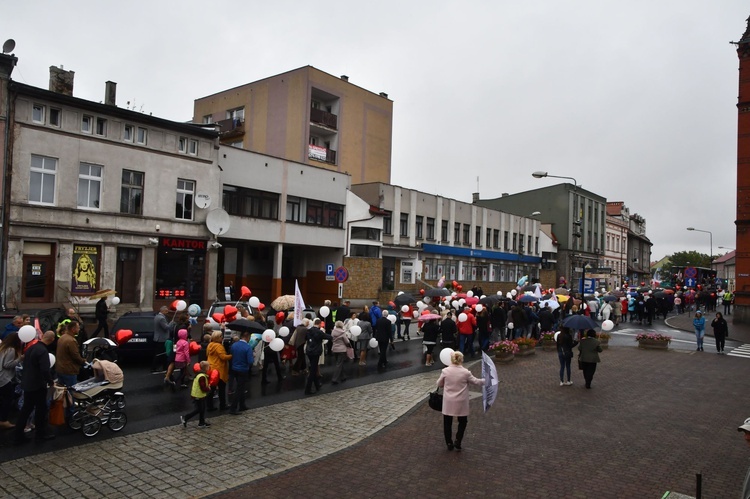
[23,254,55,303]
[116,247,141,303]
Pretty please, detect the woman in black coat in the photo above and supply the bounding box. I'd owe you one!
[556,327,578,386]
[711,312,728,354]
[421,319,440,366]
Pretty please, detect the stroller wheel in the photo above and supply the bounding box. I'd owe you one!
[113,394,126,410]
[81,414,101,437]
[108,411,127,432]
[68,410,84,430]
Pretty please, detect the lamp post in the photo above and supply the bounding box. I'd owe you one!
[687,227,713,271]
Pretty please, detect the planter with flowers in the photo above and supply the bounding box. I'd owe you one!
[598,332,611,350]
[636,333,671,350]
[513,337,538,357]
[540,332,557,351]
[490,340,518,363]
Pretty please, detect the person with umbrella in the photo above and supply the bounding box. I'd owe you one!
[577,329,602,389]
[490,302,506,343]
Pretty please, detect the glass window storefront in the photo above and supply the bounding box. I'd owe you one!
[155,237,206,306]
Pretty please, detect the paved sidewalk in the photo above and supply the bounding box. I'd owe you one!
[665,309,750,343]
[2,345,748,498]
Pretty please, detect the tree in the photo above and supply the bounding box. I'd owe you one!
[665,251,711,269]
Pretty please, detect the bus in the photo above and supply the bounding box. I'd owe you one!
[667,266,718,289]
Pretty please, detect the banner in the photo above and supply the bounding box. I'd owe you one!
[481,351,499,413]
[293,279,306,326]
[71,245,99,294]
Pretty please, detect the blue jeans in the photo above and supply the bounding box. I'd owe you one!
[695,329,704,349]
[459,334,474,356]
[558,352,572,382]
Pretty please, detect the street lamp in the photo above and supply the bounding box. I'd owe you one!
[531,171,578,190]
[686,227,713,270]
[718,246,735,251]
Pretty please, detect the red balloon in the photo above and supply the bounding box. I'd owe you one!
[240,286,251,298]
[421,309,430,315]
[388,301,396,308]
[420,289,425,295]
[115,329,133,345]
[212,313,225,324]
[457,285,463,292]
[170,299,179,311]
[258,303,265,311]
[192,362,201,374]
[224,305,238,317]
[452,281,458,287]
[275,311,285,324]
[189,341,201,356]
[209,369,220,387]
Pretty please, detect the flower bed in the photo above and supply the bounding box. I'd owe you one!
[489,340,518,363]
[513,337,537,356]
[636,333,671,350]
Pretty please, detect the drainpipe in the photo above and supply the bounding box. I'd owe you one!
[1,80,16,311]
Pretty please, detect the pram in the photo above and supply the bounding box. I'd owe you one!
[82,337,118,363]
[68,358,126,437]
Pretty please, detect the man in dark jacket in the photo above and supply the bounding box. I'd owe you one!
[14,330,56,444]
[440,312,457,349]
[538,305,555,333]
[92,297,109,337]
[490,304,506,342]
[375,310,392,369]
[336,300,351,323]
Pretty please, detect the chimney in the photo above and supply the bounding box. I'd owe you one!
[472,192,479,203]
[49,65,74,96]
[105,81,117,106]
[340,75,349,81]
[379,92,388,98]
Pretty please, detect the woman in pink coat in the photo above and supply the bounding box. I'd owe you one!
[437,351,485,451]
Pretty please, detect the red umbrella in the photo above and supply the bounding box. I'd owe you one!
[418,313,441,321]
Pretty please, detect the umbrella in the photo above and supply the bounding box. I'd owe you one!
[88,288,118,300]
[612,290,626,297]
[418,313,441,321]
[663,289,675,295]
[584,294,596,301]
[562,314,599,330]
[556,295,570,303]
[638,287,651,293]
[518,294,538,303]
[479,295,501,306]
[83,337,117,348]
[424,288,451,298]
[464,296,479,306]
[270,295,295,311]
[228,318,266,333]
[540,299,560,311]
[394,293,417,307]
[653,291,666,299]
[554,287,569,296]
[520,284,537,292]
[602,295,619,302]
[541,293,553,300]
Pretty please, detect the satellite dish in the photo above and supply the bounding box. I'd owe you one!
[206,209,230,236]
[195,192,211,209]
[2,39,15,54]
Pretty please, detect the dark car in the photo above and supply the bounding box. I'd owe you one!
[110,311,159,361]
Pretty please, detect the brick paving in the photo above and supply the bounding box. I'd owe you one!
[1,344,748,498]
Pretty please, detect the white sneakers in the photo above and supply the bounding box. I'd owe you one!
[560,381,573,386]
[560,381,565,386]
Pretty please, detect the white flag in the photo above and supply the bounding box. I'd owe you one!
[293,279,306,326]
[481,351,499,412]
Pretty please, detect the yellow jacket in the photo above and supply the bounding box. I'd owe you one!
[207,342,232,382]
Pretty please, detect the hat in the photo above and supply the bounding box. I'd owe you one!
[738,418,750,432]
[695,311,702,316]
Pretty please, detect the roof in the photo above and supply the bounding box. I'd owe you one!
[714,250,736,264]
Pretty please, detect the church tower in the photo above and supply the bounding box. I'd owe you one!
[734,16,750,322]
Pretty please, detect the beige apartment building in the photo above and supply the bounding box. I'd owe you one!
[193,66,393,185]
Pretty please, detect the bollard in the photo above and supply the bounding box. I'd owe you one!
[696,472,702,498]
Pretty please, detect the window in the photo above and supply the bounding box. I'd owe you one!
[188,139,198,156]
[415,216,423,239]
[493,229,500,249]
[454,222,460,244]
[351,227,380,240]
[528,236,532,254]
[301,199,342,227]
[178,137,187,153]
[123,125,134,142]
[350,244,379,258]
[504,231,509,250]
[29,154,57,205]
[49,108,61,127]
[535,237,539,254]
[426,218,435,240]
[227,107,245,122]
[383,211,392,235]
[202,115,213,124]
[176,179,195,220]
[120,169,144,215]
[82,115,92,133]
[475,226,482,246]
[400,213,408,237]
[512,233,517,251]
[486,228,491,248]
[441,220,449,242]
[78,163,102,209]
[463,224,470,245]
[95,117,107,136]
[32,104,45,124]
[136,127,147,145]
[223,185,279,220]
[286,196,301,222]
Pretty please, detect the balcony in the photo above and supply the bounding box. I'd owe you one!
[310,108,338,129]
[308,145,337,165]
[216,118,245,140]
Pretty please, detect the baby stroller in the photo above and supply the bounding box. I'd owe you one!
[68,358,126,437]
[82,337,118,363]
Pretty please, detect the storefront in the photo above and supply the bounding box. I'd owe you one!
[154,237,207,308]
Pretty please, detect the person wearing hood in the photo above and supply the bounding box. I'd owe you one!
[174,329,191,388]
[693,311,706,352]
[330,321,351,384]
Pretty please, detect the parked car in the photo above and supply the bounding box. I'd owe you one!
[110,311,159,361]
[205,301,252,330]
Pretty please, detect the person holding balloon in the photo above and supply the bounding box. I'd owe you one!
[180,361,211,429]
[304,319,332,394]
[437,350,485,451]
[206,331,231,411]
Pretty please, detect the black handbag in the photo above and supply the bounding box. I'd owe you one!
[428,388,443,411]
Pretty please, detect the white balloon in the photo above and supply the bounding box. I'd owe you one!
[111,296,121,306]
[262,329,276,343]
[506,292,513,299]
[452,301,460,310]
[458,298,466,306]
[412,310,419,318]
[416,301,426,310]
[511,290,517,296]
[388,315,397,324]
[249,296,260,308]
[601,320,614,331]
[507,322,515,330]
[554,331,560,341]
[475,304,484,313]
[48,353,56,368]
[369,338,379,348]
[467,290,474,298]
[397,291,404,295]
[458,313,468,323]
[269,337,284,352]
[480,295,486,299]
[451,292,457,297]
[401,305,409,313]
[176,300,187,312]
[187,304,201,317]
[497,290,503,296]
[278,326,290,337]
[319,305,330,318]
[350,325,362,338]
[18,325,36,343]
[423,296,431,303]
[439,348,454,366]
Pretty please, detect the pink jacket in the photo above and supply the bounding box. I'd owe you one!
[437,364,485,417]
[175,329,190,364]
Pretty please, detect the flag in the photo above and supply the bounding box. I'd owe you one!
[481,351,499,412]
[293,279,306,326]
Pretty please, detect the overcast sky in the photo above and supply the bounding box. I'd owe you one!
[2,1,747,261]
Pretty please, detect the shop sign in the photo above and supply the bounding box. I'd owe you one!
[72,245,99,294]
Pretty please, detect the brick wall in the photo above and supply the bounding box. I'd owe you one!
[343,256,382,304]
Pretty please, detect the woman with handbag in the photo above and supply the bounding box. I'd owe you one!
[330,321,351,384]
[437,351,485,451]
[577,329,602,389]
[556,327,578,386]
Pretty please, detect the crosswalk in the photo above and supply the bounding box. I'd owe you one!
[727,344,750,359]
